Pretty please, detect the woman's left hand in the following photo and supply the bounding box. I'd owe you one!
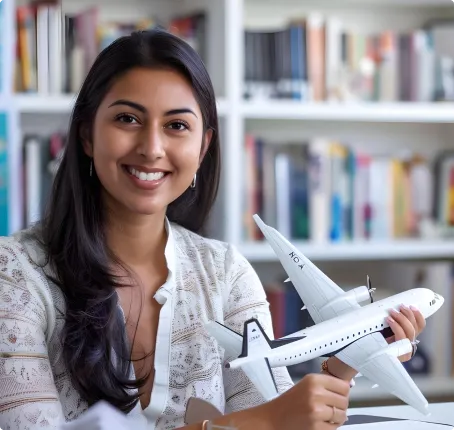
[385,304,426,362]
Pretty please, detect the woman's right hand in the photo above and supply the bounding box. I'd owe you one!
[265,373,350,430]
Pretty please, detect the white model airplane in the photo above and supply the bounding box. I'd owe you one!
[205,214,444,416]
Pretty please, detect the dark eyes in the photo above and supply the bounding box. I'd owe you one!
[166,121,189,131]
[114,114,189,131]
[115,113,138,124]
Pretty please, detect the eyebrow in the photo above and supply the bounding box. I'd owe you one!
[108,100,198,118]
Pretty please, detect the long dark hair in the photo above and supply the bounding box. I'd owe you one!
[40,29,220,412]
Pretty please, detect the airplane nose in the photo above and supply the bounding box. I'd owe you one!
[439,295,445,306]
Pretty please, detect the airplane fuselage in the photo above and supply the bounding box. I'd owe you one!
[232,288,441,369]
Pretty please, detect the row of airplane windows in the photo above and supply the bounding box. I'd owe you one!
[279,323,386,363]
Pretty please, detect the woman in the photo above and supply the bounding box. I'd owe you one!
[0,29,425,430]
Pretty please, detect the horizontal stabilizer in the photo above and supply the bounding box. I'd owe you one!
[240,358,279,402]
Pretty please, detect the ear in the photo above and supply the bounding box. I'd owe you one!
[198,128,213,167]
[80,124,93,157]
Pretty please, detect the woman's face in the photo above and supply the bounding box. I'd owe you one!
[83,67,211,218]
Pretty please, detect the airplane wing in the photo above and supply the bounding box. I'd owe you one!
[335,332,429,415]
[253,214,360,323]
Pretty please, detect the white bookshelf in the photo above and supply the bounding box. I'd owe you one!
[14,94,230,115]
[241,101,454,123]
[240,239,454,262]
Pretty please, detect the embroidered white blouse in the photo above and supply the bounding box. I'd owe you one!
[0,220,293,430]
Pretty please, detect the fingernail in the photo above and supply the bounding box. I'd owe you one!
[410,305,419,311]
[387,317,395,324]
[390,309,399,315]
[401,304,410,311]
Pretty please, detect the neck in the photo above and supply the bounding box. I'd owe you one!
[104,203,168,269]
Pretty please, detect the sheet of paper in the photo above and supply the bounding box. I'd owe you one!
[58,401,147,430]
[345,421,454,429]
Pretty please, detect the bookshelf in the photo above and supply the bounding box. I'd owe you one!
[241,101,454,123]
[241,239,454,263]
[14,94,230,115]
[2,0,454,406]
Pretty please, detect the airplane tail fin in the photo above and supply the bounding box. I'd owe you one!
[239,318,272,358]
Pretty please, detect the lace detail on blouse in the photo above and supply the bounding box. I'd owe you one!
[0,225,293,430]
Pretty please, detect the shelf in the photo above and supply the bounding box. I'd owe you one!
[291,375,454,402]
[15,94,77,113]
[248,0,451,6]
[239,239,454,262]
[350,376,454,402]
[241,101,454,123]
[14,94,229,116]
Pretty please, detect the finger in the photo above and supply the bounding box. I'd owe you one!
[410,305,426,333]
[321,404,348,425]
[325,390,349,412]
[386,335,395,344]
[322,374,351,397]
[321,424,345,430]
[387,313,412,361]
[333,406,348,425]
[400,305,417,333]
[389,309,415,340]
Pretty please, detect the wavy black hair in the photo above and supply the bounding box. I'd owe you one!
[40,28,220,412]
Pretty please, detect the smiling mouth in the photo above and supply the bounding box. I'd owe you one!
[124,166,169,182]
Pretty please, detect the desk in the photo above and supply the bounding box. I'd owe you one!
[348,402,454,426]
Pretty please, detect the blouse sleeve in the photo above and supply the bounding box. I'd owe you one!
[221,244,294,413]
[0,240,65,429]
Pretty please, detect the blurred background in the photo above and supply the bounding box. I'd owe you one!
[1,0,454,410]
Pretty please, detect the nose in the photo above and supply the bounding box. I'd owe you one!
[137,126,165,159]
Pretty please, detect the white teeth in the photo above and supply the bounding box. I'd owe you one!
[129,167,165,182]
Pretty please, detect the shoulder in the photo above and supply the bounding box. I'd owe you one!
[0,230,38,282]
[0,226,57,340]
[170,222,250,274]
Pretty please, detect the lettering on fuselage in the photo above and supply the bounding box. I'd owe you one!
[289,252,305,270]
[250,335,261,341]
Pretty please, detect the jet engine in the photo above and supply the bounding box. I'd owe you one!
[343,276,375,305]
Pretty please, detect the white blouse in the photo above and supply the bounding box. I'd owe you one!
[0,220,293,429]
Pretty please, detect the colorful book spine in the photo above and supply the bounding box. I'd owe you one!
[0,0,3,91]
[0,112,8,235]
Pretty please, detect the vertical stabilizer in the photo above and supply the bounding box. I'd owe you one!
[239,318,272,358]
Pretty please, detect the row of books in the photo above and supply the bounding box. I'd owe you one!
[244,14,454,102]
[14,1,206,94]
[21,132,64,228]
[0,1,4,92]
[243,134,452,243]
[0,112,7,236]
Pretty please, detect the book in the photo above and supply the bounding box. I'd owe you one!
[0,112,8,236]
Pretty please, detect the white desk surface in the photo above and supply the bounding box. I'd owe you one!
[348,402,454,426]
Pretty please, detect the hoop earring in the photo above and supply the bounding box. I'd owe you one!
[90,160,93,177]
[190,173,197,188]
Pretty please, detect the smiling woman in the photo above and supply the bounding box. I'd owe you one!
[85,67,212,217]
[0,29,361,430]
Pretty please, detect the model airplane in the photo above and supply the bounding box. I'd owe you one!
[205,214,444,416]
